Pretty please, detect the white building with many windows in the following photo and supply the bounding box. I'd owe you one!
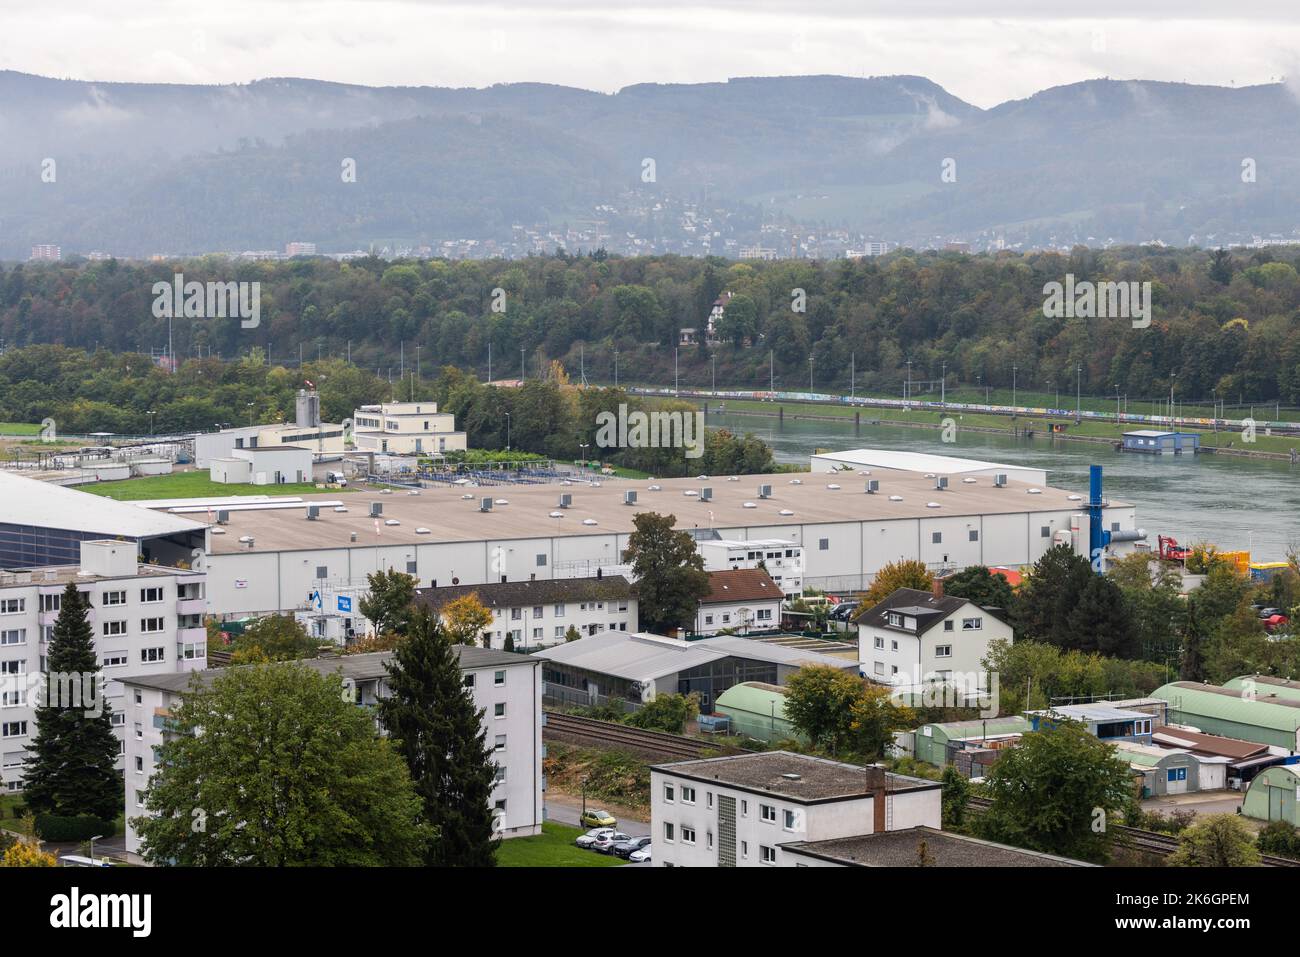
[350,401,468,456]
[120,645,543,855]
[697,539,803,598]
[650,751,940,867]
[0,540,206,793]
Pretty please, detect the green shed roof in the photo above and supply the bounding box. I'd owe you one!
[926,716,1030,739]
[1154,682,1300,733]
[716,682,789,718]
[1222,675,1300,702]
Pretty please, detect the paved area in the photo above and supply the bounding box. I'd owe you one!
[1141,790,1245,819]
[545,795,652,865]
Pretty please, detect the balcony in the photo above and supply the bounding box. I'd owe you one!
[177,598,206,616]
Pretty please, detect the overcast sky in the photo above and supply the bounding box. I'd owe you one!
[3,1,1299,107]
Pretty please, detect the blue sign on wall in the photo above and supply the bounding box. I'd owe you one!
[337,595,353,613]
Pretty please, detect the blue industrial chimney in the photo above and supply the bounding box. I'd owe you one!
[1087,464,1109,573]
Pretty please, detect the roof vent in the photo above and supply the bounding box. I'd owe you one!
[789,478,802,485]
[926,501,941,508]
[624,490,638,505]
[306,505,320,521]
[700,487,713,501]
[334,506,348,513]
[781,773,802,781]
[889,495,903,502]
[962,477,977,484]
[480,497,493,512]
[647,484,662,491]
[384,519,400,526]
[1027,487,1042,495]
[743,501,757,509]
[415,527,431,535]
[935,476,949,491]
[779,509,794,517]
[994,473,1007,487]
[582,518,598,526]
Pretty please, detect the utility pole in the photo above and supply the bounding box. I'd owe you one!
[769,350,774,393]
[711,354,716,393]
[674,348,679,395]
[521,347,525,382]
[1012,365,1017,409]
[1076,363,1082,421]
[941,361,946,407]
[614,349,619,388]
[809,354,814,391]
[850,352,855,399]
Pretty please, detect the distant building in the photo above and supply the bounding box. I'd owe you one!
[697,539,803,598]
[210,445,314,486]
[193,390,346,467]
[351,401,467,456]
[1121,431,1201,454]
[912,716,1030,766]
[738,246,778,261]
[284,242,317,256]
[29,245,60,261]
[1154,681,1300,751]
[713,682,798,743]
[846,242,889,258]
[1027,703,1157,746]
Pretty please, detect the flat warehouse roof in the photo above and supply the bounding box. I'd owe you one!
[190,469,1121,553]
[811,449,1039,474]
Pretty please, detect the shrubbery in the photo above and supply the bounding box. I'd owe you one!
[34,814,116,843]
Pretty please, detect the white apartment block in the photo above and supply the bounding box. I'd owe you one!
[856,585,1012,700]
[122,646,543,856]
[0,540,206,793]
[351,401,468,456]
[698,539,803,598]
[416,576,637,651]
[650,752,940,867]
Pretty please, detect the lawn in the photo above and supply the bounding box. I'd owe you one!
[0,794,33,835]
[0,422,41,435]
[81,470,346,501]
[495,821,627,867]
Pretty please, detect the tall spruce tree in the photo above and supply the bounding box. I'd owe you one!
[22,583,120,820]
[378,609,499,866]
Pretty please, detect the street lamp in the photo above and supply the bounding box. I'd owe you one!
[809,354,815,392]
[89,834,103,864]
[579,443,589,468]
[146,410,156,434]
[1012,365,1017,409]
[504,412,511,452]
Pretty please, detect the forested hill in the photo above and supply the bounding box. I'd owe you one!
[2,71,1300,254]
[1,245,1299,404]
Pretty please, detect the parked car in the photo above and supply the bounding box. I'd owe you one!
[580,808,617,829]
[1263,614,1290,632]
[1257,607,1286,619]
[629,845,652,863]
[575,827,616,849]
[590,831,632,854]
[611,835,651,859]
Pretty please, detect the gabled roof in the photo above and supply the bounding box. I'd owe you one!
[415,575,633,613]
[1151,725,1270,760]
[701,568,782,605]
[856,587,971,635]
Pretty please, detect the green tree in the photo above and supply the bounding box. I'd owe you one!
[21,583,120,820]
[229,613,318,663]
[377,610,499,867]
[1256,820,1300,859]
[941,566,1015,610]
[1169,813,1260,867]
[854,559,933,618]
[940,765,971,831]
[784,666,864,753]
[849,684,915,759]
[626,693,700,734]
[134,663,428,865]
[976,721,1134,863]
[360,568,418,637]
[623,512,711,633]
[564,625,582,642]
[1066,574,1137,658]
[1014,545,1094,648]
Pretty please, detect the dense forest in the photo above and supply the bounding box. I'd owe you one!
[1,244,1299,404]
[0,346,775,477]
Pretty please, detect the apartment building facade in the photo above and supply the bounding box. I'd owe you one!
[0,540,206,793]
[697,539,804,598]
[350,401,468,456]
[121,646,543,855]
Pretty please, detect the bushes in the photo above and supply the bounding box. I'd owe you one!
[1257,820,1300,859]
[33,814,116,843]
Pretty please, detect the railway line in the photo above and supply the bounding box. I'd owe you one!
[543,711,750,761]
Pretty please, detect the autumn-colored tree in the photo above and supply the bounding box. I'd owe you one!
[0,840,57,868]
[854,559,933,618]
[441,593,495,646]
[229,614,319,664]
[343,631,403,654]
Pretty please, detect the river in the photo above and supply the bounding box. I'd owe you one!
[707,410,1300,562]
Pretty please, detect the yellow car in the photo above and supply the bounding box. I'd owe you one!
[580,808,617,828]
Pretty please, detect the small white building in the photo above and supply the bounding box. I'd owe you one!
[856,585,1012,701]
[0,540,206,793]
[193,390,346,468]
[121,645,543,855]
[698,539,803,598]
[694,568,784,636]
[351,402,468,456]
[650,751,941,867]
[210,445,314,486]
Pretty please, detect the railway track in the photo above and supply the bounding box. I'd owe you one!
[966,796,1300,866]
[543,711,751,761]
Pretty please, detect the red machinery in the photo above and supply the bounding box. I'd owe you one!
[1158,535,1191,563]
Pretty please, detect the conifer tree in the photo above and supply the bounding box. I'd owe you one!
[378,609,499,866]
[22,583,120,821]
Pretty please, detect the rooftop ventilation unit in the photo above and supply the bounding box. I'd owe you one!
[700,487,713,502]
[623,490,638,506]
[558,493,572,509]
[369,502,383,518]
[994,473,1007,488]
[480,497,493,512]
[306,505,320,521]
[866,479,879,494]
[758,484,773,499]
[217,510,230,524]
[935,476,949,491]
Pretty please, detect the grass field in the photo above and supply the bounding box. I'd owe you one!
[0,795,33,835]
[495,821,627,868]
[82,471,347,501]
[0,422,41,435]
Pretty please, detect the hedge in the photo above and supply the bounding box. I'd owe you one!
[33,814,116,843]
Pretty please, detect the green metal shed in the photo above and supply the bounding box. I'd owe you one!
[1153,682,1300,751]
[1222,675,1300,702]
[914,716,1031,766]
[1242,765,1300,825]
[714,682,801,743]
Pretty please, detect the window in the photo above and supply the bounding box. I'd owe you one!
[140,617,165,634]
[110,713,125,727]
[553,603,566,616]
[961,617,983,631]
[493,766,506,783]
[681,826,696,845]
[0,599,25,614]
[463,674,475,688]
[740,841,748,859]
[1040,525,1051,538]
[140,587,164,603]
[1,721,28,737]
[681,786,696,804]
[2,752,25,769]
[554,626,565,639]
[178,641,205,661]
[536,554,547,567]
[887,612,902,627]
[510,608,521,620]
[494,734,507,751]
[135,789,145,808]
[494,702,506,718]
[1,629,27,647]
[874,636,884,649]
[935,644,953,658]
[707,792,713,809]
[704,614,714,626]
[1167,767,1187,782]
[133,690,142,705]
[760,845,776,865]
[931,532,942,544]
[944,620,954,632]
[783,809,797,831]
[0,691,26,708]
[135,756,144,773]
[759,803,776,823]
[664,783,675,803]
[707,831,713,851]
[874,661,884,675]
[0,661,22,675]
[102,653,128,668]
[102,590,126,606]
[140,647,165,663]
[39,593,60,612]
[969,529,979,542]
[818,538,829,550]
[494,670,506,687]
[103,620,127,637]
[756,608,772,621]
[532,606,543,618]
[39,626,53,643]
[740,800,747,816]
